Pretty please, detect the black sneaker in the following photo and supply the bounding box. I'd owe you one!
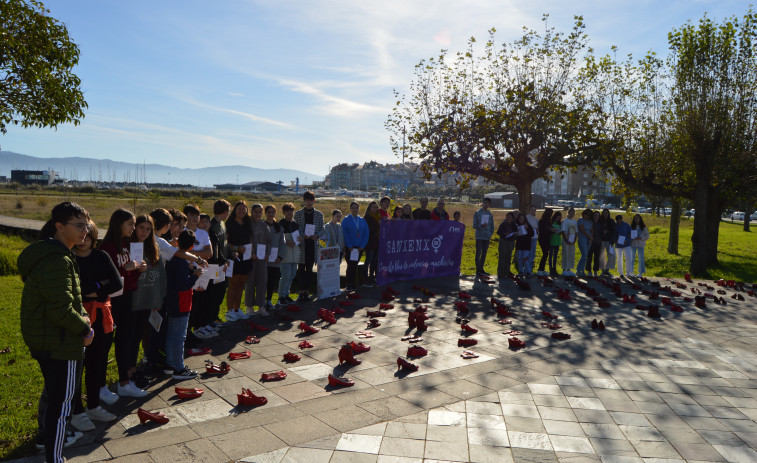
[132,371,150,389]
[173,367,198,380]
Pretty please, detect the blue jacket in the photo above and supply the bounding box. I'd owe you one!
[165,256,199,317]
[473,209,495,240]
[341,214,369,249]
[614,221,632,248]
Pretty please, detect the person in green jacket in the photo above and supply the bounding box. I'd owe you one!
[18,202,93,463]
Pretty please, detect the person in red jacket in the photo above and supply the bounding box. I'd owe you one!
[431,198,449,220]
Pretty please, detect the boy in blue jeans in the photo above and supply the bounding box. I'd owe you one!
[165,230,202,380]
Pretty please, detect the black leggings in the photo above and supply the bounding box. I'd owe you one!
[35,355,80,463]
[266,267,281,300]
[111,292,149,383]
[538,241,550,272]
[83,309,112,409]
[586,241,601,273]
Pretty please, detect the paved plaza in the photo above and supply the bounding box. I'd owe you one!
[11,273,757,462]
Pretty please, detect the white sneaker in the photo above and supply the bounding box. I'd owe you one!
[117,381,148,398]
[193,328,212,339]
[99,386,119,406]
[36,430,82,450]
[204,326,219,337]
[87,405,117,422]
[255,306,269,317]
[235,309,250,320]
[70,412,96,431]
[225,310,238,322]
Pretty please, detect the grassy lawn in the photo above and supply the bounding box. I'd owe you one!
[1,201,756,459]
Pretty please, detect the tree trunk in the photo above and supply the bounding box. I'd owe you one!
[690,181,710,276]
[515,180,533,214]
[668,198,681,255]
[744,207,752,232]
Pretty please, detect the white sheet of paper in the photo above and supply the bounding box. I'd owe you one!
[129,242,144,263]
[518,225,526,235]
[193,269,210,290]
[291,230,301,244]
[608,246,615,255]
[617,236,626,245]
[109,276,125,298]
[268,247,279,262]
[225,260,234,276]
[631,229,638,239]
[256,244,266,260]
[214,269,225,283]
[206,264,219,280]
[243,243,252,260]
[481,214,489,225]
[148,310,162,332]
[305,224,315,237]
[350,248,359,261]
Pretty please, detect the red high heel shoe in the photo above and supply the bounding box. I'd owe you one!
[684,273,692,282]
[367,319,381,328]
[408,312,418,329]
[380,303,394,310]
[317,308,337,324]
[591,319,598,330]
[458,338,477,347]
[260,371,287,381]
[175,387,204,399]
[347,341,370,354]
[598,321,606,330]
[332,306,346,315]
[338,300,354,306]
[299,322,320,334]
[414,305,428,313]
[283,352,301,362]
[397,357,419,372]
[551,332,571,340]
[407,345,427,357]
[229,350,251,360]
[542,310,558,320]
[541,322,562,330]
[366,310,386,317]
[205,361,230,375]
[455,301,469,313]
[415,319,428,331]
[497,306,512,317]
[508,337,526,349]
[670,304,684,313]
[299,340,314,349]
[328,374,355,387]
[458,291,471,299]
[138,408,169,425]
[461,324,478,334]
[245,335,260,344]
[237,388,268,406]
[338,345,362,365]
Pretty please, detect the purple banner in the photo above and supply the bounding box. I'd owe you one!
[377,219,465,287]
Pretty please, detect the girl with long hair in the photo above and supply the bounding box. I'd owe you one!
[363,201,381,286]
[225,201,252,321]
[536,208,554,275]
[630,214,650,277]
[100,209,148,397]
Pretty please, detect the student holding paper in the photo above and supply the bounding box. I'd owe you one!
[496,212,517,278]
[129,215,166,378]
[561,208,578,276]
[278,203,300,305]
[514,214,534,276]
[536,208,554,276]
[576,209,593,276]
[320,209,345,259]
[100,209,149,398]
[206,200,231,328]
[183,205,215,340]
[342,202,369,291]
[614,215,632,276]
[71,221,122,428]
[264,205,286,310]
[598,208,616,276]
[473,198,495,276]
[630,214,650,277]
[164,230,202,380]
[294,191,324,301]
[225,201,252,321]
[246,204,272,315]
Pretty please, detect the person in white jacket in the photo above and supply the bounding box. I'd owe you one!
[630,214,650,277]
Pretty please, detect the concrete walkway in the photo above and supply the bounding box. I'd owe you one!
[10,273,757,462]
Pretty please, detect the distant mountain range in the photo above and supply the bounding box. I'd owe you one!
[0,151,324,187]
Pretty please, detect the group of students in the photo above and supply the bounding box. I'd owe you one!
[18,192,461,462]
[474,201,650,278]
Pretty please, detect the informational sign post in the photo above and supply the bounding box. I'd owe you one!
[377,220,465,287]
[317,246,342,299]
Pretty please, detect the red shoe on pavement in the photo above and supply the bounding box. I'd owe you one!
[138,408,169,425]
[397,357,419,372]
[347,341,370,354]
[186,347,211,356]
[508,337,526,349]
[237,389,268,406]
[338,345,362,365]
[298,322,320,334]
[283,352,301,362]
[407,345,428,357]
[328,374,355,387]
[260,371,287,382]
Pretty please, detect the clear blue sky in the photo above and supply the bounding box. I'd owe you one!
[2,0,752,176]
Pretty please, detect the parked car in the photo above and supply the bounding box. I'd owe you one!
[751,211,757,221]
[732,211,745,221]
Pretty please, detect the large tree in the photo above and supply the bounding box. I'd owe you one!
[386,16,606,212]
[0,0,87,135]
[591,11,757,276]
